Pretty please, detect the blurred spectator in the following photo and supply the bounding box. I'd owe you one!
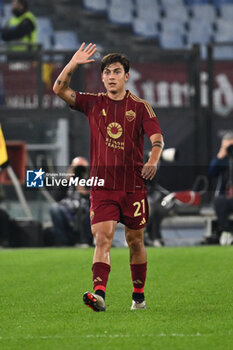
[208,132,233,246]
[0,207,25,247]
[145,184,168,247]
[1,0,37,50]
[49,157,93,247]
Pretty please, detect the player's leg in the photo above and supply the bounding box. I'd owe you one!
[92,220,117,299]
[83,220,117,311]
[92,220,117,264]
[125,227,147,310]
[121,191,149,309]
[125,226,147,263]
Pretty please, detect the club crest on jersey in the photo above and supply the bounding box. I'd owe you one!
[125,110,136,122]
[90,210,94,221]
[107,122,122,139]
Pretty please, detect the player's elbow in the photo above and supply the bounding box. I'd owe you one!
[53,81,60,95]
[53,84,66,100]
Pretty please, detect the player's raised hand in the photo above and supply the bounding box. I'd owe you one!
[71,43,97,66]
[53,43,97,106]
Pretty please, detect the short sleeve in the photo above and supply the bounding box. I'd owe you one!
[70,91,98,115]
[142,102,162,138]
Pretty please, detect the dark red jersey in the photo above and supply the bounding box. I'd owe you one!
[72,90,162,191]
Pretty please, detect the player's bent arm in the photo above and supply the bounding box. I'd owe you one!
[53,62,77,107]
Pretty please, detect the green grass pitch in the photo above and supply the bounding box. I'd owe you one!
[0,246,233,350]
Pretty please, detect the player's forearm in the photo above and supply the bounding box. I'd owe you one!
[53,60,78,95]
[148,134,164,165]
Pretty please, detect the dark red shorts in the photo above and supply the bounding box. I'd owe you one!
[90,190,149,230]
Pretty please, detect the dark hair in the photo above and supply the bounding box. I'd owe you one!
[18,0,28,11]
[101,53,130,73]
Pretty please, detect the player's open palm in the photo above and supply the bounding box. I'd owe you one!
[71,43,97,66]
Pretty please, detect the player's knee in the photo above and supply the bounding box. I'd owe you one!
[129,238,144,252]
[126,231,144,251]
[95,231,113,249]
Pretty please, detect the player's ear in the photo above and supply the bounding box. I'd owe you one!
[125,72,129,82]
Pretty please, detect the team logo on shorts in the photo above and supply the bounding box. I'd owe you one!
[90,210,95,221]
[107,122,122,139]
[125,110,136,122]
[139,217,146,226]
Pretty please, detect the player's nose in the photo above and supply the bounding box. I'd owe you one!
[109,72,115,79]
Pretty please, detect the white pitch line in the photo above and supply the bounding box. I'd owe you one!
[1,332,231,340]
[85,333,204,338]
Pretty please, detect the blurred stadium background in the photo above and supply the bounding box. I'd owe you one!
[1,0,233,246]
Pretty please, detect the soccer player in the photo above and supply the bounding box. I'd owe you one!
[53,43,164,311]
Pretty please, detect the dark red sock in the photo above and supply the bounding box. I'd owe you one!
[92,262,111,293]
[130,262,147,293]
